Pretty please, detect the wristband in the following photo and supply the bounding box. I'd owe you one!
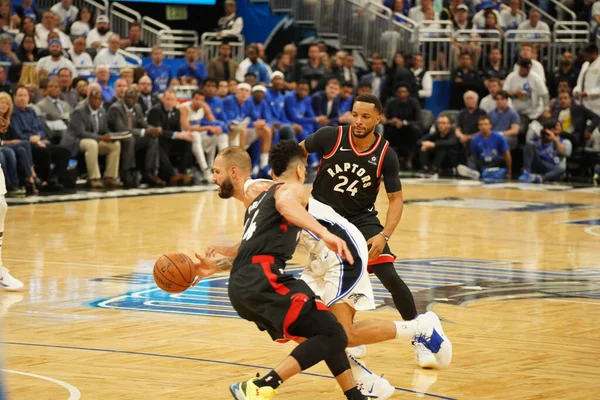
[379,232,389,242]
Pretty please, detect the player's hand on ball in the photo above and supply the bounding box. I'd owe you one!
[322,232,354,265]
[192,253,218,286]
[366,234,386,261]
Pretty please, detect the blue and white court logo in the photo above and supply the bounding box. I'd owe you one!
[89,258,600,318]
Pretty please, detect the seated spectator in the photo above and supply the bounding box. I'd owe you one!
[574,44,600,119]
[216,0,243,39]
[217,79,229,98]
[411,54,433,108]
[68,36,94,75]
[481,47,508,84]
[10,85,70,191]
[488,90,520,149]
[180,89,228,181]
[548,51,578,99]
[95,65,113,102]
[472,1,501,29]
[120,67,134,85]
[137,75,159,115]
[36,39,77,78]
[169,77,181,88]
[336,53,360,90]
[104,78,128,110]
[107,87,163,188]
[419,114,459,175]
[504,58,548,128]
[207,42,238,82]
[14,16,36,47]
[177,46,207,85]
[517,9,550,42]
[357,81,372,96]
[246,84,274,163]
[244,72,257,87]
[203,78,227,125]
[35,11,72,49]
[519,119,570,182]
[338,81,354,124]
[0,0,18,31]
[37,77,71,141]
[511,44,546,82]
[271,52,294,88]
[14,0,41,24]
[228,79,238,95]
[409,0,439,22]
[456,90,487,143]
[69,6,93,37]
[440,0,464,21]
[86,15,112,48]
[284,80,319,166]
[94,34,128,72]
[382,83,422,169]
[62,89,122,189]
[147,89,195,186]
[0,65,10,95]
[479,78,512,113]
[146,46,171,94]
[58,67,78,109]
[311,78,340,127]
[266,72,299,141]
[500,0,525,30]
[458,115,512,180]
[16,33,38,63]
[298,44,328,93]
[235,44,270,85]
[552,91,600,149]
[120,22,147,49]
[51,0,78,31]
[73,77,88,102]
[361,57,389,104]
[451,52,484,109]
[37,31,71,60]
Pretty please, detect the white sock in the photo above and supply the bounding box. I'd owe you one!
[347,353,374,380]
[217,133,229,151]
[394,320,417,339]
[259,153,269,169]
[191,132,209,170]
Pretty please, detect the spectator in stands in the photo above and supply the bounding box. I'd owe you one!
[94,34,127,72]
[357,81,372,96]
[147,89,195,186]
[336,53,359,90]
[68,36,93,75]
[419,114,459,175]
[120,22,147,50]
[409,0,439,22]
[37,31,69,59]
[472,1,501,29]
[95,65,113,102]
[86,15,112,48]
[62,89,122,189]
[58,67,78,109]
[177,46,207,85]
[246,84,274,149]
[284,81,319,165]
[548,51,578,99]
[104,78,128,110]
[338,81,354,116]
[512,44,546,82]
[120,67,134,86]
[451,52,483,109]
[228,79,238,95]
[51,0,78,31]
[14,17,35,47]
[481,47,508,83]
[0,66,10,95]
[146,46,171,94]
[553,91,600,149]
[311,78,340,128]
[37,39,77,78]
[411,54,433,108]
[37,77,71,140]
[0,35,16,67]
[16,33,38,63]
[35,11,72,49]
[480,78,511,112]
[202,78,227,126]
[298,44,328,93]
[360,57,389,104]
[216,79,229,98]
[217,0,243,39]
[14,0,40,24]
[282,43,302,83]
[441,0,465,21]
[244,72,257,87]
[488,90,520,149]
[519,119,568,182]
[70,6,93,37]
[504,58,548,128]
[452,4,472,30]
[0,0,17,31]
[517,9,550,40]
[137,75,158,115]
[73,77,88,102]
[207,42,238,82]
[458,115,511,180]
[591,0,600,36]
[383,82,422,169]
[235,44,269,85]
[265,72,298,141]
[271,52,294,88]
[108,87,163,187]
[456,90,487,143]
[500,0,525,30]
[388,51,416,99]
[10,86,69,191]
[574,44,600,118]
[546,80,573,115]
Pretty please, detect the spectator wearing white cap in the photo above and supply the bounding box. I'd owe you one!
[50,0,78,31]
[37,38,77,78]
[94,34,127,73]
[86,15,112,48]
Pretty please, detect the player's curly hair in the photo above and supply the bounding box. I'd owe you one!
[269,140,304,177]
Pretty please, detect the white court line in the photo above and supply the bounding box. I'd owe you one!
[2,369,81,400]
[546,299,600,306]
[3,258,137,270]
[584,227,600,237]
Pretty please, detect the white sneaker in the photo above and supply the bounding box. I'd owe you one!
[412,311,452,369]
[457,164,481,180]
[347,345,367,359]
[356,373,395,400]
[0,266,24,291]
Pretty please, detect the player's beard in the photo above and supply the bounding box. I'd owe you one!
[217,177,235,199]
[352,125,375,139]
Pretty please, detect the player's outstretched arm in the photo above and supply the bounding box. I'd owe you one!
[191,253,235,286]
[274,183,354,264]
[206,243,240,259]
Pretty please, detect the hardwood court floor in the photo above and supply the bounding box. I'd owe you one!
[2,180,600,399]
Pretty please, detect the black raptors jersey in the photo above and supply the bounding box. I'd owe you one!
[311,125,390,217]
[233,184,301,271]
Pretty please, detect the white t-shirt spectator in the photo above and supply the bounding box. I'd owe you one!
[512,59,546,82]
[472,9,501,28]
[503,70,548,119]
[50,3,78,27]
[516,20,550,42]
[500,9,526,30]
[68,48,94,75]
[591,1,600,32]
[37,55,78,77]
[408,6,439,23]
[70,21,90,37]
[86,28,113,47]
[35,23,73,49]
[94,48,127,71]
[479,94,513,113]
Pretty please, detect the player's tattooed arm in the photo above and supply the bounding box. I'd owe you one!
[206,243,239,259]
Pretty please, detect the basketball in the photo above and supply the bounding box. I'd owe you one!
[153,253,195,294]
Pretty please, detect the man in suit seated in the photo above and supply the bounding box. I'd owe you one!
[207,42,239,82]
[107,88,163,188]
[137,76,160,116]
[311,78,341,128]
[104,78,128,111]
[552,91,600,150]
[62,89,122,189]
[147,89,195,186]
[36,77,71,144]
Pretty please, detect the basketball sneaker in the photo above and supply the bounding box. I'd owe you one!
[230,378,276,400]
[457,164,480,180]
[0,267,23,291]
[347,345,367,359]
[412,312,452,369]
[357,373,395,400]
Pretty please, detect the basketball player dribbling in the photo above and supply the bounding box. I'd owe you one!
[193,141,372,400]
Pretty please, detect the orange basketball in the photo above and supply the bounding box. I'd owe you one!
[153,253,195,294]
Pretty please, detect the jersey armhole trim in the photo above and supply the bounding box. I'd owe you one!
[323,126,342,159]
[377,141,390,178]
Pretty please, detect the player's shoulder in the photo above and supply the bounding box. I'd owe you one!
[273,182,309,202]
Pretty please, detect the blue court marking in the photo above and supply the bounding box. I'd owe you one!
[564,218,600,226]
[3,341,456,400]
